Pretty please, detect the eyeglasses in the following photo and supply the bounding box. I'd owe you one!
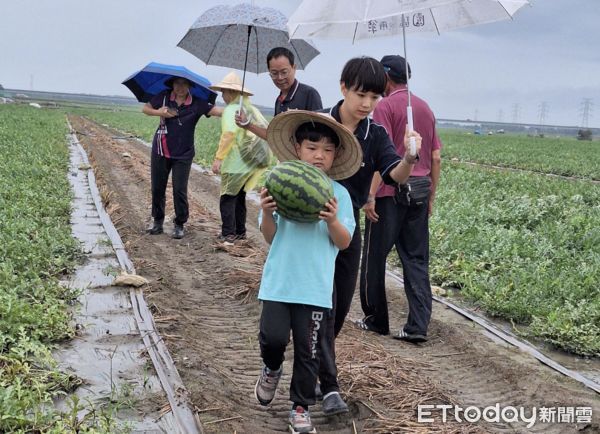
[269,69,290,79]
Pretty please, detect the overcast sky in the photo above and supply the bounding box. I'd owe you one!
[2,0,599,127]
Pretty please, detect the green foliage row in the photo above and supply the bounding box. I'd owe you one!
[0,105,79,430]
[427,162,600,356]
[0,105,123,432]
[439,130,600,180]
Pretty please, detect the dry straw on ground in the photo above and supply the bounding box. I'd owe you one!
[214,241,265,303]
[337,326,482,433]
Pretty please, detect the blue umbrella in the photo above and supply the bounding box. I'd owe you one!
[122,62,217,104]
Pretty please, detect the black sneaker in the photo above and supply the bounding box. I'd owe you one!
[146,220,163,235]
[393,329,428,343]
[353,316,388,335]
[218,234,236,245]
[172,224,184,239]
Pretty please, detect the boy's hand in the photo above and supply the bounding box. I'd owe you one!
[260,187,277,213]
[319,197,339,224]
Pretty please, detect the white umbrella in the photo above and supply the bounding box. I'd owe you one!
[288,0,530,154]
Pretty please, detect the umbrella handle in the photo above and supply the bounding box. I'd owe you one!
[407,105,417,156]
[240,25,252,113]
[402,13,417,157]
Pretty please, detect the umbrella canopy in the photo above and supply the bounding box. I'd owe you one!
[288,0,529,40]
[177,3,320,74]
[287,0,530,154]
[122,62,217,104]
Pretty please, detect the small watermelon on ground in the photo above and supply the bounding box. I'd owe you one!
[265,160,334,223]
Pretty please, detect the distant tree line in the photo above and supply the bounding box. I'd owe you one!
[439,120,597,140]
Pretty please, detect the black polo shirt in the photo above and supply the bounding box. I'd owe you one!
[274,80,323,115]
[150,90,212,160]
[322,100,402,209]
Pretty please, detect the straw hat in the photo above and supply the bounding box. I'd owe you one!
[209,71,253,96]
[267,110,363,180]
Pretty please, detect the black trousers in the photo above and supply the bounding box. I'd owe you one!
[259,301,326,408]
[318,208,361,395]
[150,153,192,226]
[359,196,432,335]
[219,190,247,237]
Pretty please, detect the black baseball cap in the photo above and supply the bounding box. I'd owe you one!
[380,55,411,83]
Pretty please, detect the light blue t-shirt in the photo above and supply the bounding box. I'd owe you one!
[258,181,355,309]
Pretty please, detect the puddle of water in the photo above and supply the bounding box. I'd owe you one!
[50,138,180,432]
[533,342,600,386]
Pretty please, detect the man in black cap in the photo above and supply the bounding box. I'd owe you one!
[356,55,442,342]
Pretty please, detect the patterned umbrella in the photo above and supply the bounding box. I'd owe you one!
[177,2,320,107]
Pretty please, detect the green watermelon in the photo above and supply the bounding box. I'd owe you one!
[265,160,334,223]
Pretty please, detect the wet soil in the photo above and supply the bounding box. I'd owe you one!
[69,115,599,434]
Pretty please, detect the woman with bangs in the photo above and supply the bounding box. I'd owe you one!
[316,57,423,416]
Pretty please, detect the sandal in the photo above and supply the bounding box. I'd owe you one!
[393,330,428,343]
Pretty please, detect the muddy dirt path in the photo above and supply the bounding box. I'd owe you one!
[70,115,599,434]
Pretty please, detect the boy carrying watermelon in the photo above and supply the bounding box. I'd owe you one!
[254,110,362,434]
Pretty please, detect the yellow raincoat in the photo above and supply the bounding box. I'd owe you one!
[215,95,271,196]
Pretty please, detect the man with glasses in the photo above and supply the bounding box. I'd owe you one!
[235,47,322,138]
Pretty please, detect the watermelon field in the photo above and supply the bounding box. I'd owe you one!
[1,103,599,432]
[440,130,600,180]
[76,105,600,356]
[0,106,107,432]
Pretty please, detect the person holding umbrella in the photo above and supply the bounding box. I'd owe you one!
[235,47,322,139]
[357,55,442,342]
[317,57,423,415]
[210,72,271,243]
[143,76,222,239]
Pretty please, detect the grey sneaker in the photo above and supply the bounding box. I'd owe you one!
[289,406,316,434]
[322,391,349,415]
[254,365,282,406]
